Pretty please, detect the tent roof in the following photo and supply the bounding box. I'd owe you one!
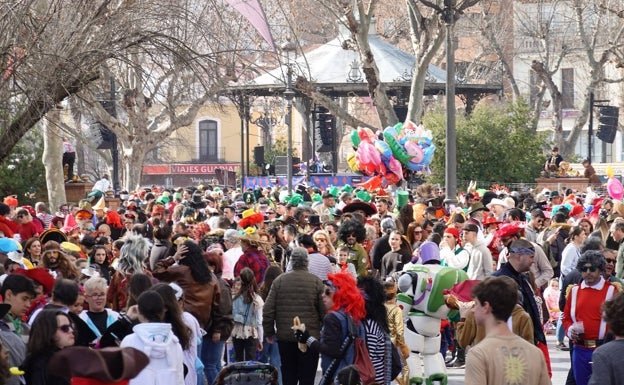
[251,34,446,87]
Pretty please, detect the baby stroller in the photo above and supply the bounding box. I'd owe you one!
[213,361,278,385]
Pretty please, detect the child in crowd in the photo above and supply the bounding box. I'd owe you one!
[335,246,357,278]
[543,278,564,346]
[231,268,263,362]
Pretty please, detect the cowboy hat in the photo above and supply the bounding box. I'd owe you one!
[467,202,488,215]
[40,229,68,246]
[48,347,149,383]
[486,198,509,210]
[341,201,377,216]
[239,228,269,247]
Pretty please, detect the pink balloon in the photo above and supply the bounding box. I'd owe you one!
[608,178,624,200]
[386,155,403,180]
[404,141,424,163]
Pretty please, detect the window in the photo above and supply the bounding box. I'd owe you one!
[198,119,218,161]
[561,68,574,109]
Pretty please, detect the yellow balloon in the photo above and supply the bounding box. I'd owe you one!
[606,165,614,179]
[347,152,359,171]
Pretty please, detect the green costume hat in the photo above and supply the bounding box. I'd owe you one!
[341,185,354,193]
[327,186,340,198]
[355,190,372,203]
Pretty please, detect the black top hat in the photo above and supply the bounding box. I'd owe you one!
[308,214,322,226]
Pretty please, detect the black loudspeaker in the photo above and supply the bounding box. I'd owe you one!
[597,106,619,144]
[253,146,264,166]
[274,156,300,175]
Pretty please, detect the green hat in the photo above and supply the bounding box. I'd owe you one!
[156,195,170,204]
[327,186,339,198]
[396,190,409,208]
[355,190,372,202]
[312,194,322,202]
[287,193,303,206]
[341,185,354,193]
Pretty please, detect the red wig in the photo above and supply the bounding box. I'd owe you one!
[105,211,123,230]
[328,272,366,324]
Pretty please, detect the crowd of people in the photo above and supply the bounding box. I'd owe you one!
[0,180,622,384]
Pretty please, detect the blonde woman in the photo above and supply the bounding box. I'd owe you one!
[313,229,335,258]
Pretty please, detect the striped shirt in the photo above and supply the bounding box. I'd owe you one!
[307,252,333,281]
[363,319,387,383]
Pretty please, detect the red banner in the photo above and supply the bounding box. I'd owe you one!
[143,163,239,175]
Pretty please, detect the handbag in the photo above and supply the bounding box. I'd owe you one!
[353,337,375,384]
[390,341,403,380]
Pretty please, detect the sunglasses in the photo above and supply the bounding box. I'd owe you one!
[414,230,423,234]
[58,324,75,333]
[323,288,333,296]
[605,258,616,264]
[579,265,598,272]
[87,293,106,299]
[315,238,327,242]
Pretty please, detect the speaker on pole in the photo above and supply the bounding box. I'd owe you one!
[253,146,265,166]
[597,106,619,144]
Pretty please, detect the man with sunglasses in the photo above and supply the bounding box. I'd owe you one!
[525,209,546,243]
[563,250,622,385]
[492,239,551,376]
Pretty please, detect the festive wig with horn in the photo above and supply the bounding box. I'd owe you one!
[327,272,366,324]
[117,235,149,275]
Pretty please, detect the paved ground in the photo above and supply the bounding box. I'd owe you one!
[446,334,570,384]
[311,333,571,384]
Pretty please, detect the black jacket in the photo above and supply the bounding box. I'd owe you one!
[493,263,546,344]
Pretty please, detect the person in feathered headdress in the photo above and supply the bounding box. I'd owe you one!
[233,227,270,285]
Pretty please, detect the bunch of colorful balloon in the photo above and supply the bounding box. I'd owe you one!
[347,121,435,185]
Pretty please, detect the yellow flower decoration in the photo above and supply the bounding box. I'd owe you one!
[244,227,256,235]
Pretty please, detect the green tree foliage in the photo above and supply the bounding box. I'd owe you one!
[264,137,298,165]
[0,129,46,206]
[424,100,548,186]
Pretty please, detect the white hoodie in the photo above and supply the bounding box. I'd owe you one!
[121,322,185,385]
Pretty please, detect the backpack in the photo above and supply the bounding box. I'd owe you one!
[320,311,375,385]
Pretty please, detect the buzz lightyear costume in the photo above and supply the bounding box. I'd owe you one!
[396,264,468,385]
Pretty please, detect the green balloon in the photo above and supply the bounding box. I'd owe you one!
[351,129,361,147]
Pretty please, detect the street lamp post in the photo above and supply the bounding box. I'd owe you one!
[282,40,296,195]
[443,0,457,207]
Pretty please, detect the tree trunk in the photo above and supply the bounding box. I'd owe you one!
[406,35,444,123]
[42,109,66,210]
[405,0,445,124]
[531,60,565,153]
[122,143,146,192]
[344,0,398,128]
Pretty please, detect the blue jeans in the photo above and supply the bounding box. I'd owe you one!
[201,336,225,385]
[259,340,283,385]
[556,316,565,343]
[440,325,453,356]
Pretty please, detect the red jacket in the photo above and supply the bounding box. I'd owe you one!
[0,216,19,238]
